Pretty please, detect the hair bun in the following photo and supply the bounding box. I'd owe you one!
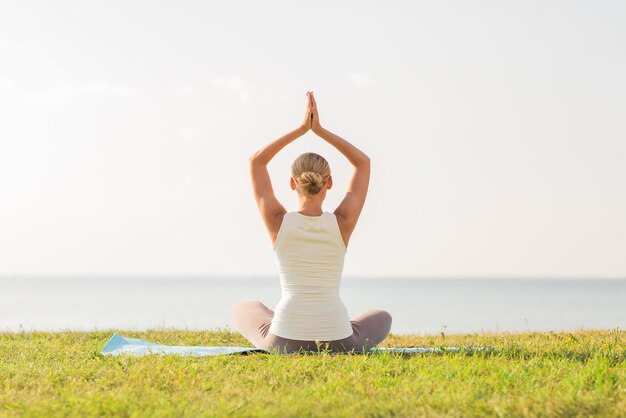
[298,171,324,195]
[291,152,331,196]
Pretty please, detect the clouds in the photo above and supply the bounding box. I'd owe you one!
[0,42,135,105]
[2,0,625,278]
[0,39,28,55]
[210,75,288,104]
[11,80,135,106]
[180,125,210,140]
[211,76,250,103]
[179,108,235,140]
[350,72,373,87]
[81,80,136,97]
[19,82,76,106]
[0,77,16,89]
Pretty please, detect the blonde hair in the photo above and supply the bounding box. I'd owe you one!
[291,152,331,196]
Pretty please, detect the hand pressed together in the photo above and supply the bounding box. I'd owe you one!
[300,91,322,133]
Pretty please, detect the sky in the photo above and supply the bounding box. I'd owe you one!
[0,1,624,278]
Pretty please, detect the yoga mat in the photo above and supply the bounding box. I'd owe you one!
[101,333,473,356]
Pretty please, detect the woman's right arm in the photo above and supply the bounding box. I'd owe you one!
[310,93,370,244]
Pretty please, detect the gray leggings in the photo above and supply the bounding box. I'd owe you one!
[232,300,393,354]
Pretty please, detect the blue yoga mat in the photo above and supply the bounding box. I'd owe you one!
[100,333,470,356]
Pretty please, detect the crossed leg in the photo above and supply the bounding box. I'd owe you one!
[231,300,275,349]
[349,308,393,352]
[232,300,392,353]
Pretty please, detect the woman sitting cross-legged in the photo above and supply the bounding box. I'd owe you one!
[233,91,392,354]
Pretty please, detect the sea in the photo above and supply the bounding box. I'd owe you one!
[0,277,624,335]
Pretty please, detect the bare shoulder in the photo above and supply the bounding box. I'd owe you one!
[267,210,288,247]
[333,210,357,249]
[333,160,370,248]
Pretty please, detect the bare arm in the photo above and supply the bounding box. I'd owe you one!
[249,92,313,244]
[249,126,307,242]
[310,93,370,244]
[250,125,308,166]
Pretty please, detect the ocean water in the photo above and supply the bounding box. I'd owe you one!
[0,277,624,335]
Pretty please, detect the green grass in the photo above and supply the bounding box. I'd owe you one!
[1,329,624,417]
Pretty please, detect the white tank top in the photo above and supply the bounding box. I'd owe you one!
[268,211,354,341]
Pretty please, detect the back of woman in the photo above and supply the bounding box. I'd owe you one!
[270,211,353,341]
[232,91,392,354]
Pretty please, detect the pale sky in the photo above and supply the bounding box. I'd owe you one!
[1,1,624,278]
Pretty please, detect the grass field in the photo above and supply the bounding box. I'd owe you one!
[1,329,624,417]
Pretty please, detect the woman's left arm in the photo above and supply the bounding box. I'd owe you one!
[249,92,313,241]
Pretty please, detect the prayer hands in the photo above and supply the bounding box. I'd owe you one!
[310,92,322,133]
[300,91,322,133]
[300,91,314,131]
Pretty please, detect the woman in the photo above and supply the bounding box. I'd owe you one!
[232,91,392,354]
